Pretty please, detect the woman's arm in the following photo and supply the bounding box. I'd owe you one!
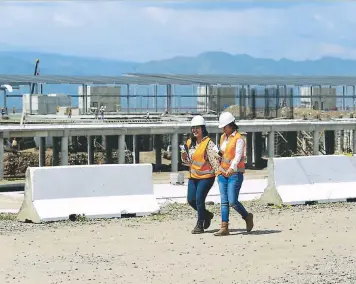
[206,140,221,173]
[229,138,244,170]
[181,144,191,166]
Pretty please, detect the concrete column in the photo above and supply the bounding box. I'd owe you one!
[148,135,154,151]
[268,131,275,158]
[353,130,356,154]
[105,136,113,164]
[171,133,179,172]
[61,136,69,165]
[154,134,162,168]
[133,135,140,164]
[215,133,220,145]
[340,130,345,152]
[52,137,60,166]
[324,130,335,155]
[313,130,319,155]
[87,136,94,165]
[118,134,126,164]
[0,133,4,180]
[254,132,263,168]
[39,137,46,167]
[286,131,298,155]
[246,132,253,168]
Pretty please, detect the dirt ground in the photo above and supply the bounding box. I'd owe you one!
[0,202,355,284]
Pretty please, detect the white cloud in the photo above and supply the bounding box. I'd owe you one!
[0,1,356,61]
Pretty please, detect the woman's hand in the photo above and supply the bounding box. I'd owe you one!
[181,152,188,161]
[226,168,234,177]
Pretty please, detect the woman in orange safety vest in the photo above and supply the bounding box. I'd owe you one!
[214,112,254,236]
[181,115,220,234]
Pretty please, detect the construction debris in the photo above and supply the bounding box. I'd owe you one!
[226,105,355,121]
[3,150,133,178]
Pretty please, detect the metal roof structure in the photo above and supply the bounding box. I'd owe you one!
[128,73,356,86]
[1,73,356,86]
[2,119,356,138]
[0,74,197,86]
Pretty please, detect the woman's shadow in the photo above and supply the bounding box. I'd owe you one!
[205,228,282,235]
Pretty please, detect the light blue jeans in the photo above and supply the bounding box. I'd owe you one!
[217,172,248,222]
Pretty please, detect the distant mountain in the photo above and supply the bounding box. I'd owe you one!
[2,51,356,76]
[2,51,356,109]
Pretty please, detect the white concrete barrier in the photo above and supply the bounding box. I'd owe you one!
[260,155,356,205]
[17,164,160,223]
[154,179,267,205]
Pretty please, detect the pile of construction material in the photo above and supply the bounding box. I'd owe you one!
[3,150,133,178]
[226,105,355,120]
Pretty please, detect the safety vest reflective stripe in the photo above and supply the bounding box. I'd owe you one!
[190,169,215,175]
[218,166,244,173]
[191,160,205,167]
[221,157,231,163]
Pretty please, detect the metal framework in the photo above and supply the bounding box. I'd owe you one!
[1,74,356,86]
[0,74,196,86]
[2,119,356,138]
[1,73,356,117]
[128,74,356,86]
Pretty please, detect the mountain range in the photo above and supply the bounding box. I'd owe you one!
[2,51,356,76]
[1,51,356,109]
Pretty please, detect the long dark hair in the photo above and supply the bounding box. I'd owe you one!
[227,122,239,131]
[189,125,209,148]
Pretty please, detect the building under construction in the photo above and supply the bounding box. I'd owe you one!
[1,73,356,173]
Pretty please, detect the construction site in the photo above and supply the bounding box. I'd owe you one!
[1,67,356,284]
[1,65,356,179]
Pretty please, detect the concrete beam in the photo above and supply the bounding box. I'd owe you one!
[2,119,356,138]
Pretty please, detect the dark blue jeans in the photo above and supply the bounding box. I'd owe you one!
[187,177,215,221]
[217,172,248,222]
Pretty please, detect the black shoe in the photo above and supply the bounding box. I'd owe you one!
[204,211,214,229]
[191,220,204,234]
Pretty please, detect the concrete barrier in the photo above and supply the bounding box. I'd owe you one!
[154,179,267,205]
[17,164,159,223]
[260,155,356,205]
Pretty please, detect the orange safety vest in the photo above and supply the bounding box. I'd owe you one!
[186,137,215,179]
[217,132,246,176]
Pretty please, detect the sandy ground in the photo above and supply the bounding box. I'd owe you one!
[0,202,355,284]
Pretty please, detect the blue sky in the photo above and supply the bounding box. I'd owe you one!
[0,1,355,62]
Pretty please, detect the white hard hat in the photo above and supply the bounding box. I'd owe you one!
[218,112,236,128]
[191,115,206,127]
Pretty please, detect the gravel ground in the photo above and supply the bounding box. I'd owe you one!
[1,201,355,284]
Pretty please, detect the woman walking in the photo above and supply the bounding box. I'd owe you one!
[214,112,254,236]
[181,115,220,234]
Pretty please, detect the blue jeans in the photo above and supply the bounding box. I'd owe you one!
[218,173,248,222]
[187,177,215,221]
